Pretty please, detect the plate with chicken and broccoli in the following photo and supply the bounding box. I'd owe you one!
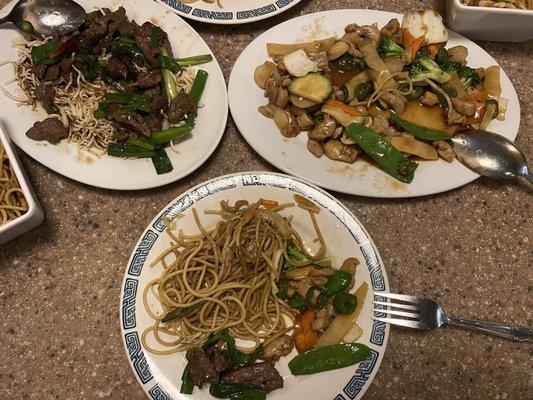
[228,9,520,197]
[0,0,228,190]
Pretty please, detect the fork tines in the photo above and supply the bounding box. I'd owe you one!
[372,292,429,330]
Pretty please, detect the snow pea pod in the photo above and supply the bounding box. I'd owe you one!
[389,113,451,141]
[346,123,418,183]
[288,343,371,375]
[324,270,352,298]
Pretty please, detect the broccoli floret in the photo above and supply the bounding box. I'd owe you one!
[406,50,451,84]
[284,240,331,268]
[435,47,458,72]
[377,37,405,58]
[457,65,480,89]
[355,81,373,101]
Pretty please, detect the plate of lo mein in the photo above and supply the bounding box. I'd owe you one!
[119,172,389,400]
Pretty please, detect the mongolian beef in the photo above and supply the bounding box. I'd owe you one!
[4,7,212,174]
[254,10,508,183]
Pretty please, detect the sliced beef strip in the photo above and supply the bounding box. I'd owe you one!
[118,19,135,36]
[206,346,233,373]
[137,70,162,89]
[221,362,283,392]
[100,7,127,51]
[26,117,68,143]
[59,57,86,82]
[185,347,219,388]
[167,90,196,124]
[144,113,163,132]
[144,88,168,113]
[114,113,151,137]
[132,21,165,68]
[34,83,56,114]
[107,55,129,80]
[44,64,60,81]
[33,64,47,80]
[80,17,108,46]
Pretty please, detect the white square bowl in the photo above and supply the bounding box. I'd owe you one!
[446,0,533,42]
[0,123,44,246]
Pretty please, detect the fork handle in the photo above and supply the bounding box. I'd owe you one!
[445,316,533,342]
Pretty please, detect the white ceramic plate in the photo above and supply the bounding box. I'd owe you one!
[228,10,521,198]
[0,0,228,190]
[156,0,304,25]
[119,172,389,400]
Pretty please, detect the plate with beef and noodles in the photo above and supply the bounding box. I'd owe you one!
[0,0,228,190]
[119,172,389,399]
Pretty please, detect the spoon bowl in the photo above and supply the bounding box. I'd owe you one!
[450,130,531,183]
[0,0,86,36]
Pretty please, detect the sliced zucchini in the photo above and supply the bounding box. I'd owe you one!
[288,73,333,103]
[342,70,371,103]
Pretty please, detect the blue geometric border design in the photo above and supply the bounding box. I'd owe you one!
[341,350,379,399]
[148,384,171,400]
[122,173,389,400]
[191,8,233,20]
[122,278,138,330]
[159,0,191,14]
[124,332,153,384]
[237,5,276,19]
[128,230,157,276]
[276,0,294,7]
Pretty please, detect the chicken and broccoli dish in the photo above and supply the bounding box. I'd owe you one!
[254,10,507,183]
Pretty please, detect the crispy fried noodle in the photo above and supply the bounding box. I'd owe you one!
[0,140,28,225]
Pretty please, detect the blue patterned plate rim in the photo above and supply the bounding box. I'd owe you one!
[155,0,305,25]
[119,171,389,399]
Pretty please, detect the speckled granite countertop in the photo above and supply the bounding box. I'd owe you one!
[0,0,531,399]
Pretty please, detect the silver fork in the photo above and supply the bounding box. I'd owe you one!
[373,292,533,342]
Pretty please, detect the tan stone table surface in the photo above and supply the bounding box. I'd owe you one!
[0,0,531,399]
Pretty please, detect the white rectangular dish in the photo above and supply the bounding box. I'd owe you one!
[0,122,44,246]
[446,0,533,42]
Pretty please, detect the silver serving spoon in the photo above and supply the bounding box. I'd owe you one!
[450,130,532,183]
[0,0,86,36]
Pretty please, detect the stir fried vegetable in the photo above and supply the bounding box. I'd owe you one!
[210,382,267,400]
[377,37,405,58]
[288,343,371,375]
[406,49,451,83]
[332,292,357,315]
[347,123,418,183]
[180,366,194,395]
[389,113,451,140]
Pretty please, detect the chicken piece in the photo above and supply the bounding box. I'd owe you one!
[451,98,476,116]
[290,278,313,299]
[297,113,314,130]
[308,51,329,70]
[380,91,407,114]
[447,107,466,125]
[265,70,289,108]
[262,335,294,362]
[309,266,335,277]
[332,126,344,139]
[324,140,358,163]
[435,140,455,162]
[307,138,324,157]
[310,276,328,286]
[308,115,336,141]
[312,302,336,331]
[370,115,390,135]
[380,18,402,44]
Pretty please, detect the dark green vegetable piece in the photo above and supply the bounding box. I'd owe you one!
[288,343,372,375]
[185,69,209,126]
[285,240,331,268]
[333,292,357,314]
[354,81,373,101]
[157,54,213,73]
[324,270,352,298]
[161,301,203,323]
[377,37,405,58]
[149,125,192,146]
[346,123,418,183]
[126,137,154,151]
[202,331,263,366]
[435,47,457,72]
[389,113,451,141]
[288,293,307,310]
[151,148,174,175]
[31,41,60,65]
[359,59,367,70]
[180,366,194,395]
[18,20,34,34]
[457,65,480,89]
[331,53,359,73]
[404,86,425,100]
[104,92,151,113]
[209,382,266,400]
[406,50,451,84]
[107,142,156,158]
[306,286,327,309]
[111,36,148,66]
[276,278,290,299]
[150,27,163,48]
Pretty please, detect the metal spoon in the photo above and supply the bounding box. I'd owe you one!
[450,130,532,183]
[0,0,86,36]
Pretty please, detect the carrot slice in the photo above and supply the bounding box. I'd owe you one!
[324,99,363,116]
[402,29,425,62]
